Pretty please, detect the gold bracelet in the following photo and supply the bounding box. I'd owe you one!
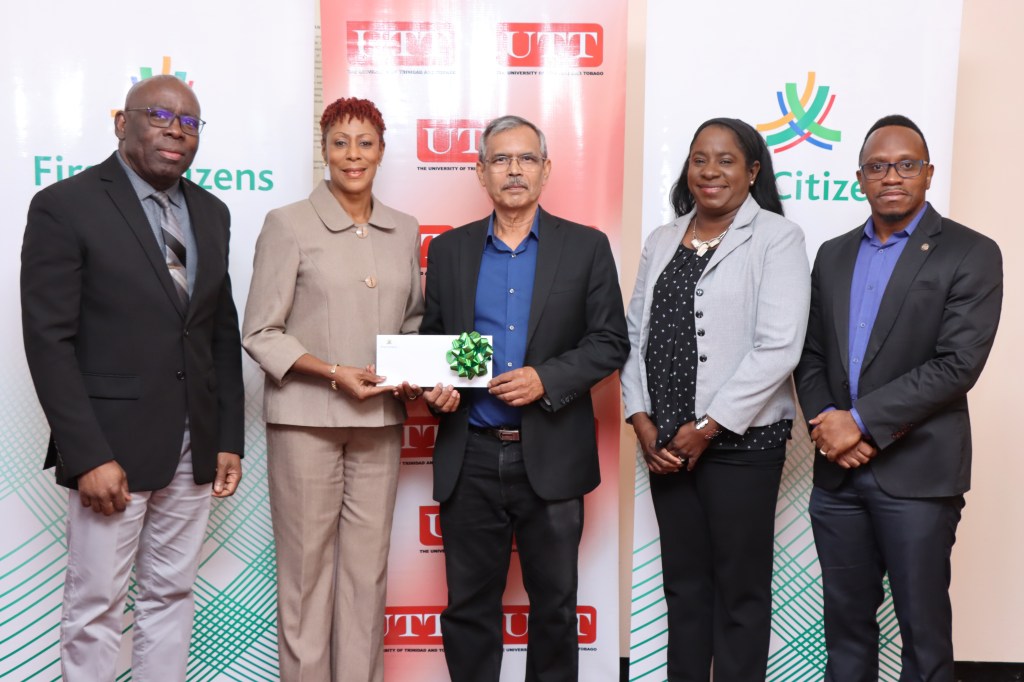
[329,364,339,391]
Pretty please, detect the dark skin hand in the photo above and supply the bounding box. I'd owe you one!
[809,409,863,458]
[828,440,879,469]
[664,416,720,472]
[78,460,131,515]
[631,412,683,474]
[423,383,461,413]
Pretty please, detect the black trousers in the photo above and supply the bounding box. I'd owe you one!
[810,466,964,682]
[649,446,786,682]
[440,430,584,682]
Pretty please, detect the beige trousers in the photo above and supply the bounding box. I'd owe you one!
[266,424,402,682]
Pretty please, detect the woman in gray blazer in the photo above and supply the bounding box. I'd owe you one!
[242,97,423,682]
[621,118,810,681]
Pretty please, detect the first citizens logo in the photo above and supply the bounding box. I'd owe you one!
[756,71,864,203]
[33,56,274,192]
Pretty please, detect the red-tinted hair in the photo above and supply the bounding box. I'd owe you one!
[320,97,386,149]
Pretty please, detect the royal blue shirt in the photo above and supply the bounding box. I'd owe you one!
[846,203,928,435]
[468,212,540,428]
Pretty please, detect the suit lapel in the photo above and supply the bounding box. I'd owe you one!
[526,209,564,349]
[100,154,186,317]
[861,207,941,373]
[458,219,488,332]
[699,196,758,279]
[830,226,862,371]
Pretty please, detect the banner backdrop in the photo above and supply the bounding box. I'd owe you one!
[0,2,313,679]
[320,0,627,679]
[630,1,963,680]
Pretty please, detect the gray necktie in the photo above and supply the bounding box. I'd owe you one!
[151,191,189,305]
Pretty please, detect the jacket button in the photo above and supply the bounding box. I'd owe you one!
[699,354,707,362]
[364,276,377,288]
[184,329,190,337]
[176,370,185,380]
[696,329,705,337]
[696,288,704,296]
[694,310,703,319]
[842,380,850,389]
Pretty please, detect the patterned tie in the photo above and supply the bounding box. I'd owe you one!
[151,191,189,305]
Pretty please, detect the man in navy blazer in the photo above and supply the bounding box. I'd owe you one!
[795,115,1002,680]
[20,75,244,680]
[421,115,628,681]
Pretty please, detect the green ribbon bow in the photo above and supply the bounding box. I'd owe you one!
[446,331,493,379]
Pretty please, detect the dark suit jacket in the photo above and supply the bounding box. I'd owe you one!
[795,205,1002,497]
[421,208,629,502]
[21,153,245,491]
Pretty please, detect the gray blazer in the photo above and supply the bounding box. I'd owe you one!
[242,182,423,428]
[622,195,811,434]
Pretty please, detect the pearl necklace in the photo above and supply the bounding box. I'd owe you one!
[690,217,728,257]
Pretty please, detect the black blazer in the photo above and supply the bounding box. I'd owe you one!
[795,205,1002,497]
[421,208,629,502]
[21,153,245,491]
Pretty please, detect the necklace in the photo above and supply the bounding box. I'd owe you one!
[690,217,728,257]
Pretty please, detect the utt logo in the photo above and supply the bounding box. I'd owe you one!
[347,21,454,66]
[417,120,487,163]
[498,23,603,67]
[419,505,443,546]
[756,72,841,153]
[402,416,440,458]
[383,606,597,646]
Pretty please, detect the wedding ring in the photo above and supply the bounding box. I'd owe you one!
[819,447,828,456]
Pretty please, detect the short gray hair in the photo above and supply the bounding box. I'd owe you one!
[478,115,548,162]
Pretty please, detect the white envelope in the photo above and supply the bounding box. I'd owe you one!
[376,334,495,388]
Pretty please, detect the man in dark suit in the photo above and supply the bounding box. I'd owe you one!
[795,115,1002,680]
[420,115,628,681]
[20,74,244,680]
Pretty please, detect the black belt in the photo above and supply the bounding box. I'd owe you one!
[469,425,521,442]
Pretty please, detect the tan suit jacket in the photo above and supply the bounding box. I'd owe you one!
[243,181,424,427]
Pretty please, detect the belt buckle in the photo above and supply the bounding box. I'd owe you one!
[495,428,520,442]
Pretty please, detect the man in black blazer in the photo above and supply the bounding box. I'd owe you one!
[795,115,1002,680]
[421,115,628,681]
[20,75,244,680]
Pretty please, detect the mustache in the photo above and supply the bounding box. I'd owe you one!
[502,176,528,190]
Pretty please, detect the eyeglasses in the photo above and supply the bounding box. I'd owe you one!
[485,153,545,172]
[124,107,205,136]
[859,159,928,180]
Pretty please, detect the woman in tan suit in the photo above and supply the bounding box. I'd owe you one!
[242,97,423,682]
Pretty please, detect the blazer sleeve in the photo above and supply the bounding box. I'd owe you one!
[621,230,656,420]
[855,235,1003,449]
[209,200,245,455]
[533,231,629,412]
[420,235,447,336]
[21,188,115,478]
[241,209,310,384]
[794,245,836,424]
[704,221,811,433]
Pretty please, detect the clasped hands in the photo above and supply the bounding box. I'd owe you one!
[809,409,878,469]
[422,366,545,414]
[631,413,714,474]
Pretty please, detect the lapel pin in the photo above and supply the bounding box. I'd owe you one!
[920,243,930,252]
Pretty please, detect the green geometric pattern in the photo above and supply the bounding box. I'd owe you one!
[630,427,902,681]
[0,360,280,681]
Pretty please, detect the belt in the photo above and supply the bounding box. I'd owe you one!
[469,425,521,442]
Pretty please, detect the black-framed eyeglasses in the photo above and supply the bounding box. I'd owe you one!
[859,159,928,180]
[124,107,205,136]
[485,153,546,172]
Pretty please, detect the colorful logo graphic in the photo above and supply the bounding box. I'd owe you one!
[757,72,840,153]
[132,55,193,87]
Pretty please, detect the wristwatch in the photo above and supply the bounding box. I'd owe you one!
[694,414,721,439]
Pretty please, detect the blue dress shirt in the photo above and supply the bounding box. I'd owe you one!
[468,212,540,428]
[847,203,928,435]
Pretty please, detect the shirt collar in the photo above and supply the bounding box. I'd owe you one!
[116,150,183,207]
[863,202,928,245]
[486,209,541,247]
